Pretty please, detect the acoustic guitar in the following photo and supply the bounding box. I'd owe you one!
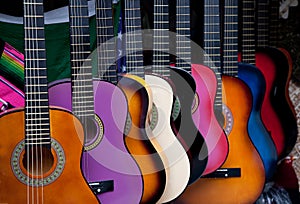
[48,0,143,203]
[189,0,229,175]
[239,0,278,181]
[116,0,167,203]
[0,0,99,202]
[141,0,191,203]
[245,0,289,159]
[169,0,208,184]
[269,0,298,156]
[174,2,265,202]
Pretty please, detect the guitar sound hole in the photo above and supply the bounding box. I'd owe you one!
[83,117,99,144]
[22,146,54,176]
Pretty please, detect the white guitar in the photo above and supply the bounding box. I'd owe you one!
[145,0,191,202]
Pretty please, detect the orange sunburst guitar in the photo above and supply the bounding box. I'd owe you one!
[175,1,265,203]
[0,0,99,203]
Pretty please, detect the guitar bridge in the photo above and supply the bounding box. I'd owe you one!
[89,180,114,195]
[202,168,241,178]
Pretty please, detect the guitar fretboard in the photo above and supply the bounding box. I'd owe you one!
[204,0,222,107]
[222,0,239,77]
[69,0,95,119]
[96,0,117,83]
[269,0,279,47]
[153,0,170,77]
[241,0,256,65]
[256,0,270,47]
[24,0,51,146]
[124,0,144,78]
[176,0,192,71]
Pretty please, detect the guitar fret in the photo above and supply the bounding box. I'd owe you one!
[70,26,89,29]
[73,100,94,104]
[26,133,50,137]
[71,59,91,62]
[73,95,94,99]
[24,15,43,18]
[72,79,93,82]
[71,66,92,70]
[72,91,94,94]
[26,123,50,126]
[26,104,48,107]
[70,15,89,18]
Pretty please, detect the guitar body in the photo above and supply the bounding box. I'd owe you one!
[48,79,143,203]
[169,66,208,184]
[191,64,229,175]
[238,62,278,180]
[248,49,286,157]
[145,73,190,203]
[175,76,265,204]
[277,47,297,117]
[117,74,166,204]
[0,76,24,113]
[0,108,99,203]
[256,47,298,156]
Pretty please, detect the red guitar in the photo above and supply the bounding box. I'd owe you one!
[253,0,298,157]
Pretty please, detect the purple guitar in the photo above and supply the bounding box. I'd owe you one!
[48,0,143,203]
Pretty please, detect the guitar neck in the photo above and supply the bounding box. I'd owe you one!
[222,0,239,77]
[204,0,222,106]
[124,0,144,79]
[241,0,256,65]
[69,0,95,118]
[153,0,170,77]
[176,0,192,72]
[256,0,270,47]
[269,0,280,47]
[204,0,221,69]
[95,0,117,83]
[24,0,51,147]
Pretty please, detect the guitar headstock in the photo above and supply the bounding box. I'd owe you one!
[280,0,298,19]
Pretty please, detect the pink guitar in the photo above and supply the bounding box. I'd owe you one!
[175,0,229,175]
[48,0,143,203]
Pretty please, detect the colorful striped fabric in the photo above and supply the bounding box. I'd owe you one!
[0,40,24,90]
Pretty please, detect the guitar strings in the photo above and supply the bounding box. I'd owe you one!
[36,0,43,201]
[25,0,30,202]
